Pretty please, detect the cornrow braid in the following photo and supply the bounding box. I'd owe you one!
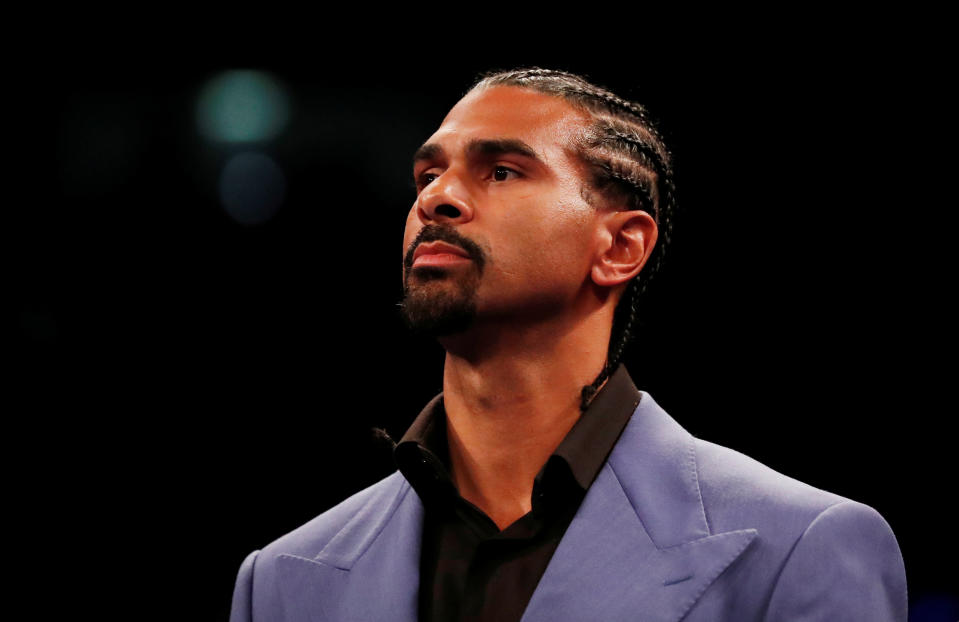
[597,123,667,173]
[469,68,677,411]
[582,156,656,214]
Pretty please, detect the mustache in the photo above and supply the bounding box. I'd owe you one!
[404,225,487,273]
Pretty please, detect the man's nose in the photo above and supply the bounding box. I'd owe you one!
[415,169,474,225]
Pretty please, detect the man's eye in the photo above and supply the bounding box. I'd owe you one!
[492,166,519,182]
[416,173,438,189]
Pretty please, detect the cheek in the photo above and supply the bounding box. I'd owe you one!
[538,228,593,282]
[537,201,596,273]
[492,213,595,285]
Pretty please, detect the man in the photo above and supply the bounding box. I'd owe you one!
[229,68,907,621]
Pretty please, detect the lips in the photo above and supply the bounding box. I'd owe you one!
[412,241,472,267]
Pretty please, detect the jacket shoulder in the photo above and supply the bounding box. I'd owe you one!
[230,471,417,622]
[259,470,408,560]
[688,437,906,620]
[693,437,853,536]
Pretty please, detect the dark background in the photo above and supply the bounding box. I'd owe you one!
[13,20,955,622]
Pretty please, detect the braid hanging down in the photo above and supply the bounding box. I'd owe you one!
[468,68,678,411]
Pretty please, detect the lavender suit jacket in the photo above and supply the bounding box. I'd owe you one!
[229,391,907,621]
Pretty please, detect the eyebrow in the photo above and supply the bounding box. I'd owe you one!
[412,138,544,168]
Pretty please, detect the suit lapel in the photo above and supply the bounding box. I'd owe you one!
[520,392,758,622]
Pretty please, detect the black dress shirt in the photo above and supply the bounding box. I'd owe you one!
[393,365,642,622]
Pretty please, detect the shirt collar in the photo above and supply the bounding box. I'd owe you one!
[552,364,642,490]
[394,365,642,507]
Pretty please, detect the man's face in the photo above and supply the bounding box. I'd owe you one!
[401,86,600,336]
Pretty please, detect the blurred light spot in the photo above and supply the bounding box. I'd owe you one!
[197,71,290,143]
[218,152,286,225]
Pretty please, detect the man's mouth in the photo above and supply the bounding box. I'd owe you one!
[411,241,473,268]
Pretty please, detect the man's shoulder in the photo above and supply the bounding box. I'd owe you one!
[692,435,852,532]
[686,436,906,619]
[230,471,420,621]
[694,431,902,580]
[625,391,886,536]
[258,471,409,561]
[618,391,882,540]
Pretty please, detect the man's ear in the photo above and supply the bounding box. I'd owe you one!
[591,210,658,288]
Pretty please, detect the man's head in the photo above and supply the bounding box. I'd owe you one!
[400,68,675,407]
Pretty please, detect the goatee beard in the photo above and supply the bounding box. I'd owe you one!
[399,225,486,337]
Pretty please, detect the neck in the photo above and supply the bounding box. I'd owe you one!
[438,309,612,530]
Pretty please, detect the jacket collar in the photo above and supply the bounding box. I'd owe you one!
[287,391,757,622]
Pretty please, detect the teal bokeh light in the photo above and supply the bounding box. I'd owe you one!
[196,71,290,143]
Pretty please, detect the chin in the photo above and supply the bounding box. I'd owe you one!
[400,279,477,337]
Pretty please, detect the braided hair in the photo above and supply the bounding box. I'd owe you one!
[468,68,677,411]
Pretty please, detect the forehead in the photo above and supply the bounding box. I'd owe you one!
[425,85,590,161]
